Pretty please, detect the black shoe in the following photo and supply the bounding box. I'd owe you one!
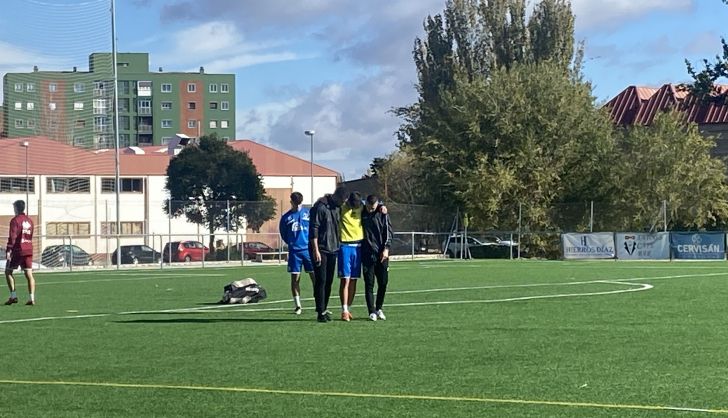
[324,313,332,322]
[317,314,328,323]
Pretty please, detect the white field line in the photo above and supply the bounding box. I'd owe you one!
[0,278,652,324]
[35,273,226,286]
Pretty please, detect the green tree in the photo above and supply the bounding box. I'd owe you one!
[684,1,728,99]
[608,112,728,230]
[164,134,276,251]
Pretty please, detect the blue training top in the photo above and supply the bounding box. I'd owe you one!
[279,207,311,252]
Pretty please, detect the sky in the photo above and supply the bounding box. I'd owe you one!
[0,0,726,181]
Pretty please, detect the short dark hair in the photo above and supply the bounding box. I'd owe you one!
[347,191,361,206]
[13,200,25,214]
[290,192,303,206]
[366,194,378,205]
[331,185,348,206]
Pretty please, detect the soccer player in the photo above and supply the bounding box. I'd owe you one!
[5,200,36,306]
[362,194,393,321]
[338,191,364,321]
[309,186,348,323]
[279,192,314,315]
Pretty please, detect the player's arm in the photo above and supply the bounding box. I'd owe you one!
[6,219,16,259]
[309,205,322,263]
[381,213,393,261]
[278,215,288,245]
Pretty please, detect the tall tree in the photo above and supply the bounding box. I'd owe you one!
[164,134,276,251]
[685,1,728,99]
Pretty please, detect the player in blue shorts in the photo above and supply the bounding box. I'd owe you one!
[338,192,364,321]
[279,192,314,315]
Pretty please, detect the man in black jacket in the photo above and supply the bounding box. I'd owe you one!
[309,186,348,322]
[361,194,393,321]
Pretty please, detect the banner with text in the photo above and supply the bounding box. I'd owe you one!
[615,232,670,260]
[562,233,615,259]
[670,232,726,260]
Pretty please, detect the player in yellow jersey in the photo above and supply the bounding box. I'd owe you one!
[338,192,364,321]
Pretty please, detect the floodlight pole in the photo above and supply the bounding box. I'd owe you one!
[111,0,121,268]
[305,130,315,205]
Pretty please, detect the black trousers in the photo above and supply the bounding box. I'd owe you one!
[363,254,389,314]
[313,251,337,315]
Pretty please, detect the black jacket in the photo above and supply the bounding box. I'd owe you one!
[309,195,341,254]
[362,208,393,257]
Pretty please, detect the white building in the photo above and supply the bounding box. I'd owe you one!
[0,136,339,257]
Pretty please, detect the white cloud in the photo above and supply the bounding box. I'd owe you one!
[572,0,694,30]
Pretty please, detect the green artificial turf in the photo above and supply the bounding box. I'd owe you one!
[1,259,728,417]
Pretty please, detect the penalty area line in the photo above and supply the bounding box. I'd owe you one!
[0,379,724,414]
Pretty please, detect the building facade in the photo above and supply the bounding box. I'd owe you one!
[0,136,338,261]
[2,53,235,148]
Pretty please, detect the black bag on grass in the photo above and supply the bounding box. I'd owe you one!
[219,278,267,304]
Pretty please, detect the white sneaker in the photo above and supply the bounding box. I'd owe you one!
[369,313,378,321]
[294,306,302,315]
[376,309,386,321]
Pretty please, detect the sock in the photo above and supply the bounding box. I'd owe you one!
[29,293,34,302]
[10,291,17,298]
[294,296,301,308]
[342,304,349,313]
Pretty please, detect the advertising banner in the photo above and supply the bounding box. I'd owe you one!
[615,232,670,260]
[670,232,726,260]
[562,233,615,259]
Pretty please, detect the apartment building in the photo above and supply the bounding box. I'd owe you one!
[2,53,235,148]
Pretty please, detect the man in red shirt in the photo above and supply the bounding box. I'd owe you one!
[5,200,36,306]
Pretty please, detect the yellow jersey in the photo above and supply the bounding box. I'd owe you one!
[340,204,364,242]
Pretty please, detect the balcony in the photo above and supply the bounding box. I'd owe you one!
[137,124,153,134]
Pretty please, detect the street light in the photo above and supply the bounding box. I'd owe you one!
[304,130,315,205]
[21,141,29,211]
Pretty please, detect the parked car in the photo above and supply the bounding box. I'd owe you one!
[241,241,276,260]
[162,241,209,262]
[444,234,519,259]
[41,245,93,267]
[111,245,161,265]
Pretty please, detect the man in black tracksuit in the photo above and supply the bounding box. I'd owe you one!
[309,186,348,322]
[361,194,393,321]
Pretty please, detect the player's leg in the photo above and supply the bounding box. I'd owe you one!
[346,246,362,317]
[24,267,35,305]
[323,251,336,320]
[362,255,376,319]
[312,251,327,322]
[375,259,389,320]
[338,246,353,320]
[4,267,17,305]
[288,251,303,314]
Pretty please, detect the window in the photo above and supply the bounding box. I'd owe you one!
[161,101,172,110]
[14,83,22,92]
[73,82,85,93]
[94,116,109,133]
[49,102,56,111]
[209,120,217,129]
[46,222,90,237]
[221,101,229,111]
[220,120,229,129]
[119,116,130,130]
[119,134,130,147]
[100,221,144,235]
[75,120,86,129]
[137,81,152,96]
[101,178,144,193]
[74,102,84,110]
[26,102,34,111]
[187,83,196,93]
[161,136,173,144]
[49,83,57,92]
[187,120,197,129]
[14,120,23,128]
[14,102,21,110]
[187,102,196,110]
[221,83,229,93]
[94,81,105,96]
[26,83,35,92]
[222,136,230,141]
[93,99,107,114]
[0,177,34,193]
[118,81,130,95]
[161,119,172,128]
[118,98,130,113]
[46,177,90,193]
[27,119,35,129]
[137,99,151,114]
[209,102,218,110]
[161,83,172,93]
[73,136,85,146]
[209,83,218,93]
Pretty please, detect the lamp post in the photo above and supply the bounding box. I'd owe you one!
[304,130,315,205]
[21,141,29,210]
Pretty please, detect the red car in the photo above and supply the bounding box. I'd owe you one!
[162,240,209,262]
[241,241,276,260]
